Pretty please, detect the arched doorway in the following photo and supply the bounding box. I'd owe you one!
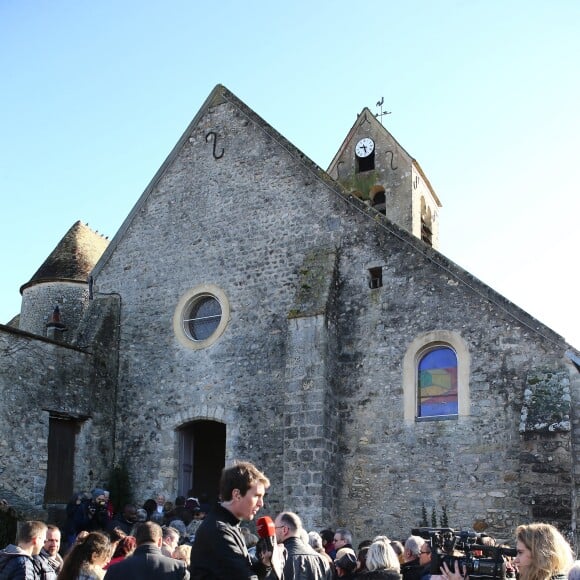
[178,420,226,506]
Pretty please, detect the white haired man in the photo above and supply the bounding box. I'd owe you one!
[402,535,428,580]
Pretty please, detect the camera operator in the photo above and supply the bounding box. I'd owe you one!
[73,488,112,534]
[440,523,574,580]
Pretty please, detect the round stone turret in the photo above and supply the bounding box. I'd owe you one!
[19,221,108,340]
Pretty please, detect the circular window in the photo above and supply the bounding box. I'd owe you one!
[184,294,222,340]
[173,285,230,349]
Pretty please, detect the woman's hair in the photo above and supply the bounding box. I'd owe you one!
[516,523,574,580]
[308,531,324,551]
[391,540,405,564]
[358,545,370,572]
[173,544,192,567]
[366,539,401,572]
[58,531,111,580]
[112,535,136,558]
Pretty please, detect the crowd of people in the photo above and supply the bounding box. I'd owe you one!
[0,462,578,580]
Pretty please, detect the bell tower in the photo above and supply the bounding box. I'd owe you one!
[327,108,441,249]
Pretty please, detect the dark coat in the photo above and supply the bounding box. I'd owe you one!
[401,559,424,580]
[106,515,134,536]
[103,544,189,580]
[281,537,333,580]
[0,546,36,580]
[189,504,266,580]
[356,569,402,580]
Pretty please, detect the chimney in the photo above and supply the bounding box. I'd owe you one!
[46,305,67,340]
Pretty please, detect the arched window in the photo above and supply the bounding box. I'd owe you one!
[417,346,458,417]
[403,331,470,424]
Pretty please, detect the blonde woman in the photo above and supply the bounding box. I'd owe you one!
[172,544,192,568]
[443,523,573,580]
[514,523,574,580]
[358,539,401,580]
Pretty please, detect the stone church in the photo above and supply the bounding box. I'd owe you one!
[1,85,579,545]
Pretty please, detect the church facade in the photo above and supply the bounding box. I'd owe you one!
[1,85,579,545]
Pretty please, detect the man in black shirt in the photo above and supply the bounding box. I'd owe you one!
[190,461,274,580]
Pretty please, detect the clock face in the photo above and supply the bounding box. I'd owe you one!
[355,137,375,158]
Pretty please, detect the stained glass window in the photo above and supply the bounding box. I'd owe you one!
[418,346,458,417]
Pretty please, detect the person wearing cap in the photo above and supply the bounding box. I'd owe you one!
[273,511,332,580]
[334,551,357,579]
[72,489,111,534]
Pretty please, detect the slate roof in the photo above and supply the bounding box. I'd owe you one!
[20,220,108,292]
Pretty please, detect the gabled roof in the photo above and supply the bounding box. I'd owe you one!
[90,84,570,350]
[20,220,108,293]
[91,84,340,278]
[327,106,441,205]
[327,107,411,167]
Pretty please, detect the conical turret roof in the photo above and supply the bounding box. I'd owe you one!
[20,221,109,292]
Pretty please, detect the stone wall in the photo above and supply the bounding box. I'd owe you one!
[91,96,353,513]
[87,88,577,544]
[329,222,573,542]
[19,281,90,343]
[0,326,93,517]
[0,294,119,518]
[4,87,576,549]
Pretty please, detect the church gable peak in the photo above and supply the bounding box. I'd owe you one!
[90,84,338,281]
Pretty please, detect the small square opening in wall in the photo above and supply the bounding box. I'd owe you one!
[368,267,383,289]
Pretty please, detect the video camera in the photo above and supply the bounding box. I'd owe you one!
[411,528,517,580]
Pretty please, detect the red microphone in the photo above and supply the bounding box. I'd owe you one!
[256,515,276,553]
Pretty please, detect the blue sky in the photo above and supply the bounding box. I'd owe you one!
[1,0,579,347]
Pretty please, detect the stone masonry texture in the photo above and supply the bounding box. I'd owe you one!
[1,85,580,550]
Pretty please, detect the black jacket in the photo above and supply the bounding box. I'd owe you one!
[281,537,332,580]
[103,544,189,580]
[401,559,424,580]
[356,570,402,580]
[189,504,268,580]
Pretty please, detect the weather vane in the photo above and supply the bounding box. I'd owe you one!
[375,97,391,125]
